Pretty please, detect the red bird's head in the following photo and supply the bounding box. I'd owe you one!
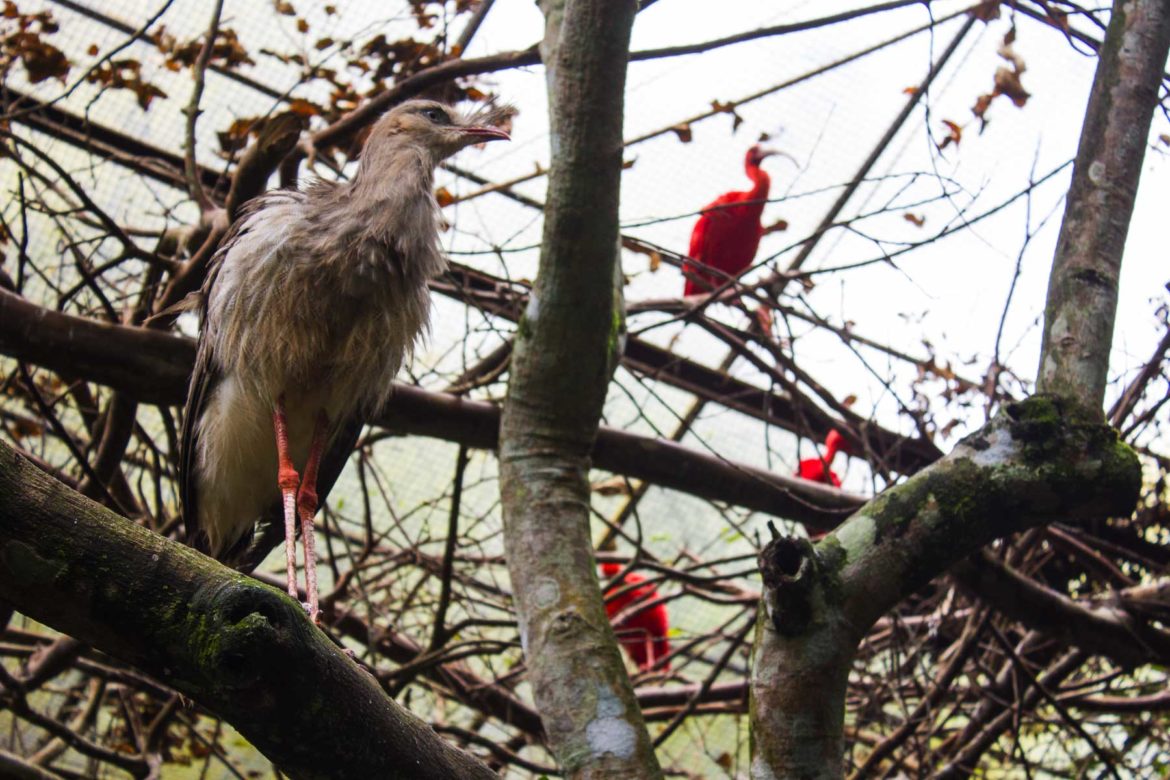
[746,145,776,169]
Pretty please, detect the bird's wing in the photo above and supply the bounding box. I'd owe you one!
[684,193,737,293]
[690,193,736,261]
[179,190,306,557]
[179,253,225,555]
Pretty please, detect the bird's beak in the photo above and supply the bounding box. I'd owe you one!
[756,147,778,159]
[460,126,511,142]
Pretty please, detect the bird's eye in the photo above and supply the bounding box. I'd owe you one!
[422,107,451,125]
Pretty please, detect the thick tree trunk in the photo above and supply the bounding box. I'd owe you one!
[497,0,660,777]
[0,440,496,780]
[748,1,1166,776]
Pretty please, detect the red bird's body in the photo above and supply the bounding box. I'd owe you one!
[600,562,671,671]
[796,429,850,488]
[683,145,775,296]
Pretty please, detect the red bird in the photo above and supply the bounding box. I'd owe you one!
[796,429,851,488]
[683,144,776,296]
[599,562,671,671]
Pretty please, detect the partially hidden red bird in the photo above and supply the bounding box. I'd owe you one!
[600,562,671,671]
[795,429,851,488]
[682,144,776,296]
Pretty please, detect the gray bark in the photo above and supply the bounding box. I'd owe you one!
[497,0,660,777]
[1037,0,1170,408]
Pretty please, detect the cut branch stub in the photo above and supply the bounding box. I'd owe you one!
[758,535,819,638]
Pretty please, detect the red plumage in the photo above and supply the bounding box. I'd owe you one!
[683,145,775,296]
[600,562,671,671]
[795,429,850,488]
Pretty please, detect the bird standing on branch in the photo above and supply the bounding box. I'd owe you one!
[180,100,512,622]
[682,144,777,296]
[795,429,852,488]
[600,562,672,671]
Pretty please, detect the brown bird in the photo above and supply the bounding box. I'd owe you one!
[180,99,512,621]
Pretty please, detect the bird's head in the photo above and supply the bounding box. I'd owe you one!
[746,144,776,169]
[365,99,514,163]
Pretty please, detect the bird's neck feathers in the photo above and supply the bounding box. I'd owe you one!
[744,162,771,203]
[347,137,436,214]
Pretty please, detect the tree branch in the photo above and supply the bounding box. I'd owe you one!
[0,286,862,527]
[953,550,1170,668]
[0,440,496,780]
[750,398,1140,778]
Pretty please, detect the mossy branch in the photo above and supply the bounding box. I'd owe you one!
[750,397,1141,779]
[0,439,495,780]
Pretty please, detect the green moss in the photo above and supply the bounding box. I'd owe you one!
[814,541,846,608]
[516,314,534,341]
[864,476,932,542]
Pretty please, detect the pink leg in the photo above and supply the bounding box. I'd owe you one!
[272,396,301,604]
[297,410,329,623]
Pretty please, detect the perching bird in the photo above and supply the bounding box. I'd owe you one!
[600,562,671,671]
[795,429,851,488]
[682,144,776,296]
[180,99,512,622]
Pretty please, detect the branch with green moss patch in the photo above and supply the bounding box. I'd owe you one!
[749,395,1141,780]
[0,439,496,780]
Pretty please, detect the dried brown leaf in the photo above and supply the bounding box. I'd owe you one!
[938,119,962,150]
[591,476,631,497]
[994,64,1029,107]
[12,417,42,440]
[287,98,321,116]
[969,0,1001,21]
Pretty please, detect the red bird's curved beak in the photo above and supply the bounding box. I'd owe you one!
[461,126,511,142]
